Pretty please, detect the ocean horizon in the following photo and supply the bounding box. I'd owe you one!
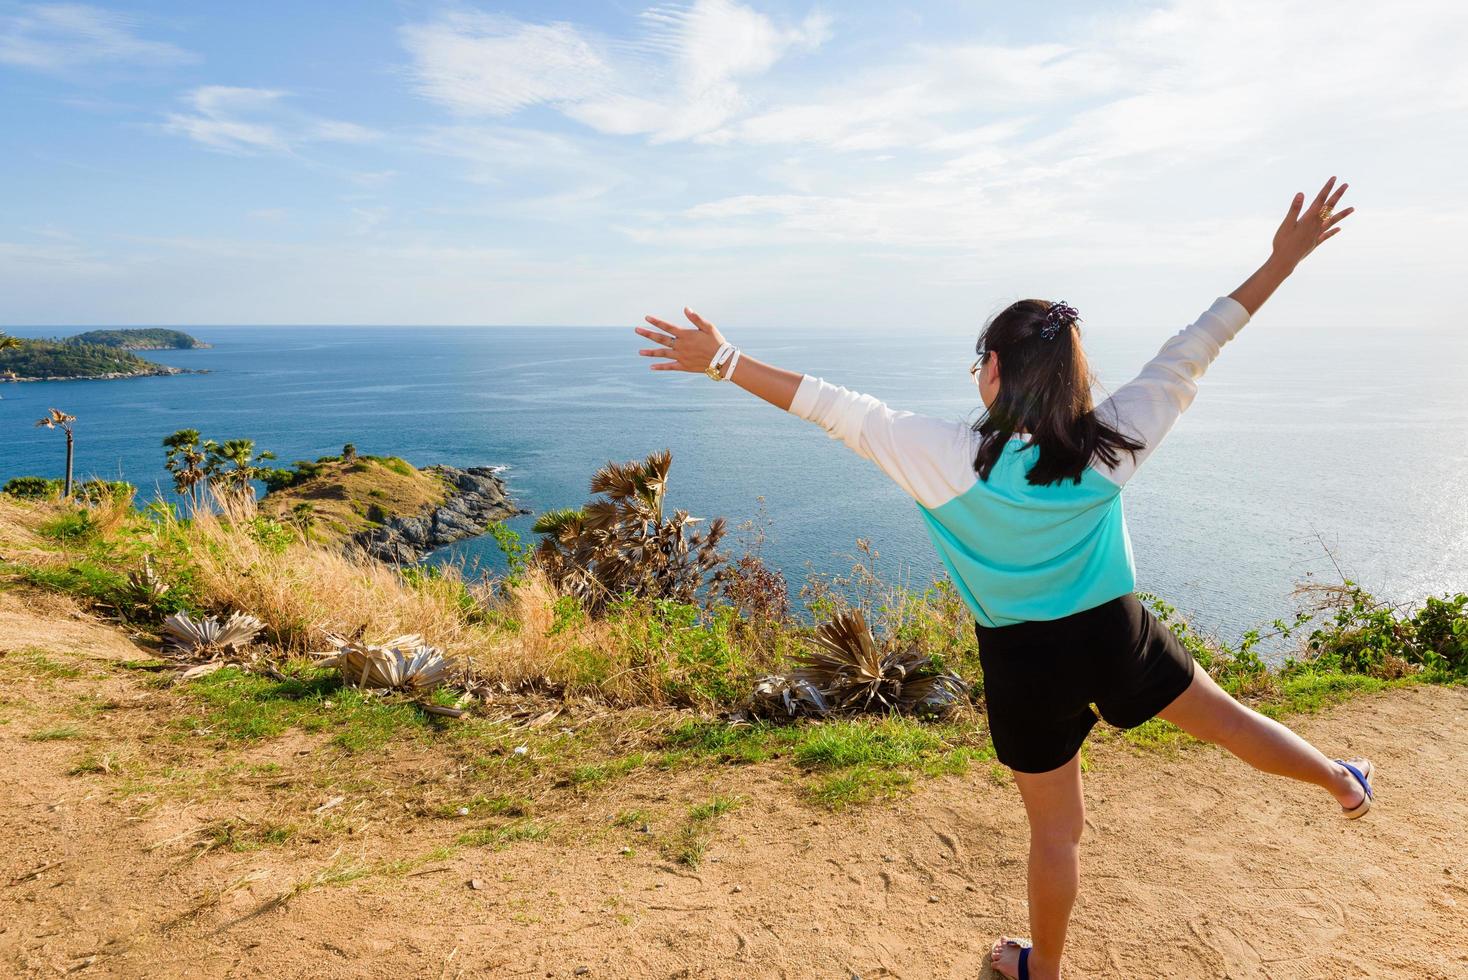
[3,321,1465,646]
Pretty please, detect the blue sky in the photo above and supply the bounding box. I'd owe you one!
[2,0,1465,329]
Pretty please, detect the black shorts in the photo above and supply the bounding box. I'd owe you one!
[975,593,1196,774]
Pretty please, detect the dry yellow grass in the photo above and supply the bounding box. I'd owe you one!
[3,489,780,708]
[257,456,448,540]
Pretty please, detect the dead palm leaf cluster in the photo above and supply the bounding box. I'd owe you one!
[746,609,968,720]
[533,450,726,612]
[315,634,449,693]
[122,555,171,617]
[162,610,265,662]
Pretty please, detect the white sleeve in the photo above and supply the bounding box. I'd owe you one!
[787,376,978,509]
[1094,295,1250,485]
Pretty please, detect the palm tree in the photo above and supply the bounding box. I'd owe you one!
[533,450,726,611]
[0,333,20,392]
[204,438,276,498]
[163,429,208,508]
[34,409,77,497]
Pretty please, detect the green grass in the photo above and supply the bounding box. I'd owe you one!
[612,808,649,829]
[663,715,993,809]
[207,818,298,852]
[456,819,550,849]
[2,647,85,679]
[663,794,743,868]
[688,794,741,822]
[27,724,83,741]
[569,752,649,787]
[3,559,129,605]
[807,768,914,809]
[173,663,450,750]
[435,793,533,819]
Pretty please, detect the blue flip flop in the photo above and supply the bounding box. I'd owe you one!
[1336,758,1374,819]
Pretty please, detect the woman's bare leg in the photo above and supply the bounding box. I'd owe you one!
[990,752,1083,980]
[1156,669,1364,808]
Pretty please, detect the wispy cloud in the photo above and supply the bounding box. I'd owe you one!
[400,0,829,142]
[165,85,381,155]
[629,0,1468,253]
[0,2,195,72]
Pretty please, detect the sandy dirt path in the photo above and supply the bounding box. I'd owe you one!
[1,592,1465,979]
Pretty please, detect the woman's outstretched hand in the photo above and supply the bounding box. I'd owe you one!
[1230,177,1356,316]
[1271,176,1354,271]
[636,308,726,373]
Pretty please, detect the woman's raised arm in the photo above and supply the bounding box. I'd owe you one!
[634,308,978,509]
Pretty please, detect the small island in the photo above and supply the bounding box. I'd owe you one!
[67,328,210,350]
[0,338,193,382]
[0,328,209,381]
[259,448,525,563]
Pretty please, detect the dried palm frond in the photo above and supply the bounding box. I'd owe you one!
[743,609,968,720]
[162,610,265,660]
[315,634,449,692]
[123,555,171,614]
[747,674,829,719]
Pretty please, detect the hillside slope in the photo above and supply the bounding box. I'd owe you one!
[0,590,1463,979]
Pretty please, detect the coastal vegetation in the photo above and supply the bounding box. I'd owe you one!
[0,336,183,381]
[2,448,1462,789]
[66,328,208,349]
[256,449,445,539]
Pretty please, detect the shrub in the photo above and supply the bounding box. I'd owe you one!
[4,476,60,498]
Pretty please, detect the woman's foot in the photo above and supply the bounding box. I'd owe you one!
[1334,758,1374,818]
[990,937,1058,980]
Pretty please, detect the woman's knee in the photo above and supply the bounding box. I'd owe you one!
[1030,806,1084,849]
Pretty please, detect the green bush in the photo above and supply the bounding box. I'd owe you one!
[40,510,98,543]
[1304,585,1468,678]
[5,476,60,498]
[74,479,135,504]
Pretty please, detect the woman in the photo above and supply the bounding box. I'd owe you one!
[634,177,1370,980]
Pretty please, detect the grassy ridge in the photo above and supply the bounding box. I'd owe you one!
[1,485,1463,811]
[257,454,446,541]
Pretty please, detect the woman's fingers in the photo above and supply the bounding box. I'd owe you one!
[1285,191,1304,224]
[1324,206,1355,229]
[1309,176,1337,214]
[1317,226,1343,245]
[650,361,684,371]
[1326,181,1349,209]
[635,326,675,347]
[644,315,683,335]
[638,348,677,358]
[684,307,714,332]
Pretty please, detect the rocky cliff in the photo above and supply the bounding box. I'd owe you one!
[351,465,526,564]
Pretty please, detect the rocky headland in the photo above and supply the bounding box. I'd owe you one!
[351,465,526,564]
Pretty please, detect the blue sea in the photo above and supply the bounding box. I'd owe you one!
[3,324,1465,644]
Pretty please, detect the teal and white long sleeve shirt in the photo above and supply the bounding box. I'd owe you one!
[787,296,1251,627]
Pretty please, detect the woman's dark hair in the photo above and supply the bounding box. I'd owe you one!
[972,299,1142,486]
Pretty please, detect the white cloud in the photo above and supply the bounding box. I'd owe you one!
[0,2,195,72]
[400,1,829,142]
[165,85,382,155]
[625,0,1468,257]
